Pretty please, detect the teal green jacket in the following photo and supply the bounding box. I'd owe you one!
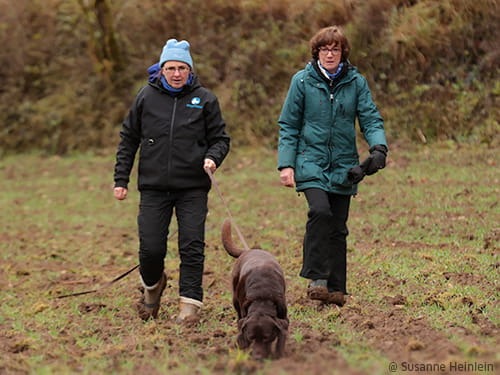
[277,61,387,195]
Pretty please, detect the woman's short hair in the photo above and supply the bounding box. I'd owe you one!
[310,26,351,60]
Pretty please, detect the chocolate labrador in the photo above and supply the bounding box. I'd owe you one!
[221,219,289,360]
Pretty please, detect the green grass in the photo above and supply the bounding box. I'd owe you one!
[1,142,499,374]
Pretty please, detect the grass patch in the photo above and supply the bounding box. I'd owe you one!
[0,142,498,374]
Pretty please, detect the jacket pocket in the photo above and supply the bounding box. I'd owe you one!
[295,152,325,183]
[138,135,168,182]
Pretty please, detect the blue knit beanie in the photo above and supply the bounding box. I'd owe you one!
[159,39,193,69]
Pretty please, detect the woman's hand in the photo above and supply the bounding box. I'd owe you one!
[280,167,295,188]
[114,187,128,200]
[204,158,216,173]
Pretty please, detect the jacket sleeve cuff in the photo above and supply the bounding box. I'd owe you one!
[114,180,129,189]
[369,144,388,155]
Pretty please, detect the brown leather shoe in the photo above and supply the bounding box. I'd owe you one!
[324,291,345,306]
[307,279,329,301]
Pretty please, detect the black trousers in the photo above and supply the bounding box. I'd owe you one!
[137,189,208,302]
[300,188,351,294]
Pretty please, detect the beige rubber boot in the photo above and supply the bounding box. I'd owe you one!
[137,272,167,320]
[176,296,203,323]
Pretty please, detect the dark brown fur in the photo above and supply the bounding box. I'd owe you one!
[221,219,289,360]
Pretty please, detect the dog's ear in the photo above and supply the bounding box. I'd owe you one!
[276,303,288,320]
[237,318,251,349]
[273,317,289,359]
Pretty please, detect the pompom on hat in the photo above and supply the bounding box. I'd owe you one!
[159,39,193,69]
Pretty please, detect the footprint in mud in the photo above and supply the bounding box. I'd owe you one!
[78,302,106,313]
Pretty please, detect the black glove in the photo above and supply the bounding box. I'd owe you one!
[365,144,387,175]
[347,165,364,184]
[347,154,374,184]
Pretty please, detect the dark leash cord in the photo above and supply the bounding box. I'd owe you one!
[56,168,247,299]
[54,228,178,299]
[55,264,140,299]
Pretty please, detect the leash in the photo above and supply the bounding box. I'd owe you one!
[55,228,178,299]
[205,167,250,251]
[55,264,139,299]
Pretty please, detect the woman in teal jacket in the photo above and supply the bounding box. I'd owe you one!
[277,26,388,306]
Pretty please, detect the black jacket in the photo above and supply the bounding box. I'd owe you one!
[114,75,230,191]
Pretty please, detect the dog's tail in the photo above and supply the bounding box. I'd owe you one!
[221,219,245,258]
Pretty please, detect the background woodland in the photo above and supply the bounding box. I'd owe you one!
[0,0,498,154]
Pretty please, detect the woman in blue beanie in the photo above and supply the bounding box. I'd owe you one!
[113,39,230,322]
[277,26,388,307]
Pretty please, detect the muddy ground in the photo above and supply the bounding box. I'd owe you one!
[1,144,499,374]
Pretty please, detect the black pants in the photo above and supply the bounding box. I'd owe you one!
[300,188,351,294]
[137,189,208,302]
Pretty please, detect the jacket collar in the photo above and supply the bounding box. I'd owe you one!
[149,73,201,96]
[306,59,356,86]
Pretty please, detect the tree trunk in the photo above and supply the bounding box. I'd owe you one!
[76,0,124,80]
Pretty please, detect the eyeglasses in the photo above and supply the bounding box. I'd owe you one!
[163,66,190,73]
[319,47,341,55]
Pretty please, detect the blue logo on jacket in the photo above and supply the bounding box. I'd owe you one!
[187,97,203,109]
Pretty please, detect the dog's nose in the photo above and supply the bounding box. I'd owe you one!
[252,351,264,361]
[251,347,267,361]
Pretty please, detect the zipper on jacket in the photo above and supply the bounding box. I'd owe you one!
[167,98,178,183]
